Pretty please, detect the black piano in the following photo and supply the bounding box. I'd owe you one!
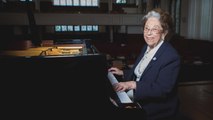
[0,39,146,119]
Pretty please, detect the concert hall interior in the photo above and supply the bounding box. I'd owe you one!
[1,0,213,119]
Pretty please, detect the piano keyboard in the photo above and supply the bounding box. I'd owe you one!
[107,72,133,103]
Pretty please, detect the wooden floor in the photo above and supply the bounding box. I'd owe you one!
[178,81,213,120]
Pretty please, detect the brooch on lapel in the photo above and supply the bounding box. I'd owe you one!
[152,57,157,61]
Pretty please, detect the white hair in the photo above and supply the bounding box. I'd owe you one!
[143,10,161,20]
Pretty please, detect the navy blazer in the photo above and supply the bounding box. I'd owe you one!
[123,41,180,120]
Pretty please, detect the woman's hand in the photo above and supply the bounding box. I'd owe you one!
[113,81,136,92]
[108,67,124,76]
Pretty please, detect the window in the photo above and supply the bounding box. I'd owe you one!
[53,0,99,7]
[55,25,99,32]
[87,25,92,31]
[92,0,98,6]
[60,0,66,6]
[81,25,87,31]
[73,0,80,6]
[92,25,98,31]
[81,0,86,6]
[20,0,32,2]
[66,0,72,6]
[86,0,92,6]
[53,0,60,5]
[61,25,68,31]
[55,26,62,32]
[74,25,80,31]
[116,0,126,4]
[67,25,73,31]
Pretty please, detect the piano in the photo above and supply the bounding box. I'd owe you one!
[1,39,146,118]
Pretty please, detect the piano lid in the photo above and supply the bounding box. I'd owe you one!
[0,39,99,57]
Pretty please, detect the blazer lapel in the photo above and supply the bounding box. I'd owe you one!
[140,42,168,77]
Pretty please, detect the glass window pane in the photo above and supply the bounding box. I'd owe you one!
[61,25,67,31]
[92,25,98,31]
[74,25,80,31]
[66,0,73,6]
[20,0,32,2]
[55,25,61,32]
[87,0,92,6]
[60,0,66,6]
[92,0,98,6]
[81,25,87,31]
[81,0,86,6]
[116,0,126,4]
[53,0,60,5]
[73,0,80,6]
[87,25,92,31]
[67,25,73,31]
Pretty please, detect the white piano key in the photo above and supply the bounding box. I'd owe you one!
[107,72,133,103]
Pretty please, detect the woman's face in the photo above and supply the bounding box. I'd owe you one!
[143,17,166,48]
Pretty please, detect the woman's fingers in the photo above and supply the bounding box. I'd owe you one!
[113,82,127,92]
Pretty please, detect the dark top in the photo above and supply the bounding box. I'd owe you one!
[123,41,180,120]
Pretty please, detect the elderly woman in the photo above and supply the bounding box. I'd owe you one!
[108,8,180,120]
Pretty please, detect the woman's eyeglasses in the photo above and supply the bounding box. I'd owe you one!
[143,26,162,34]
